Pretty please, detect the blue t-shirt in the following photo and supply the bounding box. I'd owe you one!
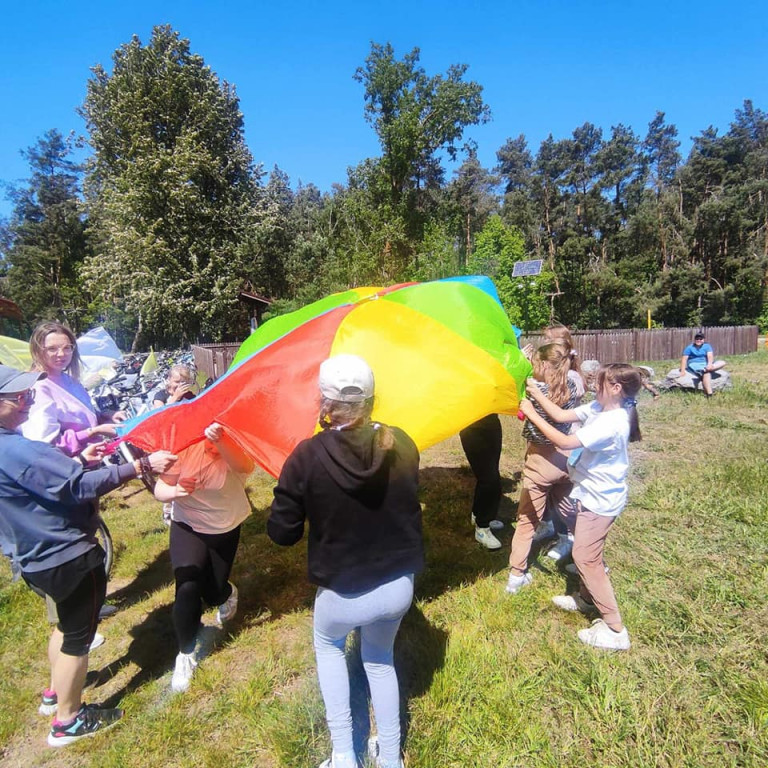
[683,342,712,371]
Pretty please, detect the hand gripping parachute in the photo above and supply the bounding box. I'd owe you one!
[119,276,532,477]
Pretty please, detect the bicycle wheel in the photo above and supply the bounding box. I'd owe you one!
[95,517,114,578]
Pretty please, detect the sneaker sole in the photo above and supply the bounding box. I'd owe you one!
[47,713,123,747]
[39,702,57,716]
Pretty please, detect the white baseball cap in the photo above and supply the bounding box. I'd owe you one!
[318,354,374,403]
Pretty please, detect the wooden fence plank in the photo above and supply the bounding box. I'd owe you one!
[519,326,757,364]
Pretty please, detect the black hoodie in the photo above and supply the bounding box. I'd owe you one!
[268,423,424,592]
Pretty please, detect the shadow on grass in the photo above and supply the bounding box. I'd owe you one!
[95,603,177,707]
[106,548,172,607]
[345,602,449,760]
[92,510,317,705]
[92,461,523,708]
[416,466,523,602]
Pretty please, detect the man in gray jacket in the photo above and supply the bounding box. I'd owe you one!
[0,365,176,747]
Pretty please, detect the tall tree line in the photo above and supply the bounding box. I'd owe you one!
[1,26,766,347]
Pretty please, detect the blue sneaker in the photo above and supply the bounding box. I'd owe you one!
[47,704,123,747]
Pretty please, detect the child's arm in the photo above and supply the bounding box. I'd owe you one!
[204,422,255,474]
[519,399,582,450]
[525,379,582,424]
[153,476,191,503]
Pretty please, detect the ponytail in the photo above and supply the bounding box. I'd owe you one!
[374,423,395,451]
[599,364,643,442]
[318,397,395,450]
[622,396,642,442]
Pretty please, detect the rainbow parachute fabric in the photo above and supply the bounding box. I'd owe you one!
[120,276,532,477]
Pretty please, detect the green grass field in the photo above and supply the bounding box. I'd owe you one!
[1,353,767,767]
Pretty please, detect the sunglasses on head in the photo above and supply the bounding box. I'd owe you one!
[0,389,36,405]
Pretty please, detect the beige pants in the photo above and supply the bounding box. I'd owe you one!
[508,444,573,573]
[572,505,622,630]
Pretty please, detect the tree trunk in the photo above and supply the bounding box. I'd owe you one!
[131,311,144,353]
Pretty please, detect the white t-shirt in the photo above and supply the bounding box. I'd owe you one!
[567,402,630,517]
[170,442,251,534]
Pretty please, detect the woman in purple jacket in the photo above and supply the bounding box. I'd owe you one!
[22,322,125,455]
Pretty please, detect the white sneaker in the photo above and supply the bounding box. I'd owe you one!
[475,527,502,550]
[547,534,574,561]
[88,632,105,652]
[364,737,404,768]
[532,519,555,542]
[171,651,198,692]
[216,582,238,625]
[471,514,504,531]
[505,571,533,594]
[317,753,358,768]
[577,619,631,651]
[551,594,598,615]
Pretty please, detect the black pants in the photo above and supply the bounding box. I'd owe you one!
[459,414,502,528]
[169,521,241,654]
[24,547,107,657]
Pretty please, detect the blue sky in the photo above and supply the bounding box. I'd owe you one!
[1,0,766,218]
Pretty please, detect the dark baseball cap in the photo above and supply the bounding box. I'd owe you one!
[0,365,46,394]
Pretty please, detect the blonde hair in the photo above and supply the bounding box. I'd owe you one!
[168,364,193,384]
[544,324,582,379]
[29,322,81,380]
[532,341,572,406]
[318,397,394,450]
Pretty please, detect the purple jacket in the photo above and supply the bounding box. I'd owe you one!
[21,373,99,456]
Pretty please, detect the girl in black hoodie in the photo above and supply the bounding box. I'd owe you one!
[268,355,423,768]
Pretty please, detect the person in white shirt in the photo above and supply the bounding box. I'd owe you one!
[519,363,643,651]
[153,422,254,692]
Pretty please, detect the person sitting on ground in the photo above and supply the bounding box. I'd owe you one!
[22,321,126,455]
[0,364,176,747]
[268,354,423,768]
[680,332,727,397]
[152,422,254,694]
[152,364,196,408]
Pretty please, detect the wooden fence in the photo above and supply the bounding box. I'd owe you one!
[191,343,241,381]
[193,326,758,380]
[519,326,759,364]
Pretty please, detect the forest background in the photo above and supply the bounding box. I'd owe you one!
[1,25,767,351]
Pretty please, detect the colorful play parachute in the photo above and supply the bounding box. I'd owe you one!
[120,276,532,477]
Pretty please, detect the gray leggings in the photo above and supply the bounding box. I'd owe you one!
[313,574,414,768]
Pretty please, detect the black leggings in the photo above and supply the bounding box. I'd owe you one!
[459,414,502,528]
[169,521,241,654]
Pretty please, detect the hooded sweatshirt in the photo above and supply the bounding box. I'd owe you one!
[268,422,424,592]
